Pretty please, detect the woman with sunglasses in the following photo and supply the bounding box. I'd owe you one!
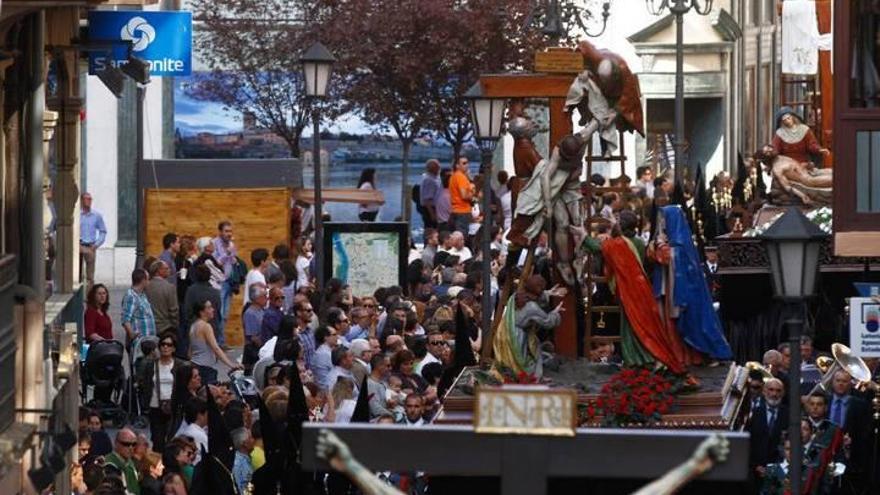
[137,331,186,453]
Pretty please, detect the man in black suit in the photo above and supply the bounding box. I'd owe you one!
[749,378,788,473]
[830,370,874,494]
[703,245,720,301]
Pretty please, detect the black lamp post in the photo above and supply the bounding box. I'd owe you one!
[646,0,713,187]
[530,0,612,43]
[465,82,506,355]
[300,42,336,295]
[759,207,828,495]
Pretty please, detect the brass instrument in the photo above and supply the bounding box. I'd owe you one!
[808,343,872,396]
[745,361,773,382]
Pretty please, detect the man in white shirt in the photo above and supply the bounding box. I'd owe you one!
[176,397,209,464]
[243,248,270,305]
[325,347,359,396]
[444,231,472,262]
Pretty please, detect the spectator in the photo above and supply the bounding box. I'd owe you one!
[391,349,427,394]
[267,243,290,281]
[367,354,394,419]
[138,451,163,495]
[436,169,453,228]
[635,166,655,199]
[176,398,208,465]
[188,299,242,385]
[145,260,179,335]
[312,325,340,391]
[181,264,221,358]
[295,300,318,370]
[443,231,473,262]
[416,331,445,374]
[174,235,198,309]
[84,284,113,343]
[401,393,425,426]
[161,472,187,495]
[104,428,140,495]
[347,307,371,342]
[194,237,225,291]
[326,347,358,396]
[331,378,358,423]
[243,248,270,306]
[421,228,439,269]
[231,427,254,494]
[242,283,268,374]
[122,268,157,352]
[357,168,381,221]
[497,170,512,230]
[212,220,239,348]
[449,157,474,234]
[85,410,112,458]
[349,339,372,385]
[260,286,285,344]
[294,237,313,289]
[137,332,184,454]
[79,192,107,288]
[419,159,442,229]
[158,233,180,288]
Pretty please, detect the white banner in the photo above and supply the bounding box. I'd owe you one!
[849,297,880,357]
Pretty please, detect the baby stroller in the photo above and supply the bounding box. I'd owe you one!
[81,340,127,427]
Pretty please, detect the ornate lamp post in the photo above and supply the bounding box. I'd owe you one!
[465,82,506,351]
[760,207,828,495]
[300,42,336,295]
[646,0,713,186]
[529,0,612,41]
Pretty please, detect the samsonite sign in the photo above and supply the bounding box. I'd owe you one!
[88,11,192,77]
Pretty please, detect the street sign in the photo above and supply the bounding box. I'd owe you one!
[535,48,584,74]
[474,386,577,437]
[850,297,880,357]
[88,11,192,77]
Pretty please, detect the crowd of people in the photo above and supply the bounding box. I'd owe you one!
[746,337,878,495]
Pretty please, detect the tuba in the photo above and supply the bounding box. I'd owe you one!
[808,343,872,396]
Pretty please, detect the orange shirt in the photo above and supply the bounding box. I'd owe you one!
[449,171,472,214]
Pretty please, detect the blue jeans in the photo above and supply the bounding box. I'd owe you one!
[218,280,233,346]
[449,212,470,235]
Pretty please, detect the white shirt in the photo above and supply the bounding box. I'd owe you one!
[500,190,512,230]
[444,246,473,263]
[176,422,208,464]
[150,360,174,407]
[334,399,357,423]
[243,269,266,304]
[295,255,311,288]
[258,336,278,361]
[415,352,441,375]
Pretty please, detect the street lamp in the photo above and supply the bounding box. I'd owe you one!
[528,0,612,42]
[759,207,828,495]
[300,42,336,296]
[465,82,506,359]
[646,0,713,187]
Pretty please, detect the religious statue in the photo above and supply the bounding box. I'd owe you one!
[316,429,405,495]
[754,144,833,206]
[493,275,567,378]
[651,205,733,362]
[507,130,592,285]
[573,219,689,374]
[771,107,830,165]
[508,114,542,212]
[631,434,730,495]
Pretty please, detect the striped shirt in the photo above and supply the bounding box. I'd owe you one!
[121,288,156,340]
[298,326,316,370]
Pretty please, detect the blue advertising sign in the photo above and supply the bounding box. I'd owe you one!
[88,11,192,77]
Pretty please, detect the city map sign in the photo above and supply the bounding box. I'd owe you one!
[88,11,192,77]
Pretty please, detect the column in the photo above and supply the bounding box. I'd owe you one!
[54,96,82,293]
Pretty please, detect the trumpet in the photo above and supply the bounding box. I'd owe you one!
[745,361,774,382]
[808,343,872,396]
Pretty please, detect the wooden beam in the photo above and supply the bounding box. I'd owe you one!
[301,424,750,487]
[479,74,574,98]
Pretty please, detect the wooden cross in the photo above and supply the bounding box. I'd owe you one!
[301,424,749,495]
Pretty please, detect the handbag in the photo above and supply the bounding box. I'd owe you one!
[156,361,172,416]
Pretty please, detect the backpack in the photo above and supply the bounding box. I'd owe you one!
[412,183,422,205]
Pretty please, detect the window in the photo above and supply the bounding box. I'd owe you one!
[857,131,880,212]
[850,0,880,108]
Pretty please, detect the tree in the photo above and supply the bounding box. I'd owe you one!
[423,0,556,159]
[187,0,323,180]
[321,0,466,221]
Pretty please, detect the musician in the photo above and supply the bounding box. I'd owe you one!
[803,393,845,494]
[750,378,787,472]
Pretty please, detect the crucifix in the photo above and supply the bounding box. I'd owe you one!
[301,423,749,495]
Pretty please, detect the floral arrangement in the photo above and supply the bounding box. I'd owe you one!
[745,206,833,237]
[580,368,675,427]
